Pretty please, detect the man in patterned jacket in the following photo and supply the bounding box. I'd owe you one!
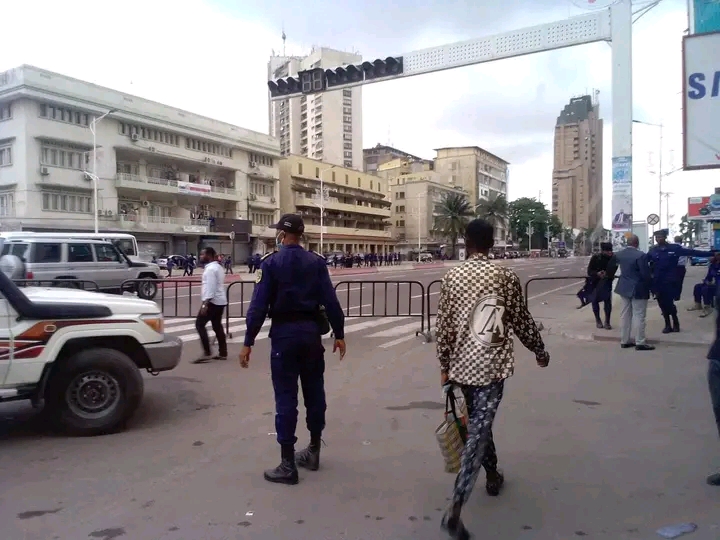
[436,218,550,539]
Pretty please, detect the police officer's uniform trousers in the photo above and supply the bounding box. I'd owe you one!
[270,318,327,446]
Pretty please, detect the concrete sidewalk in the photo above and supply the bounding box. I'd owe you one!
[534,266,716,348]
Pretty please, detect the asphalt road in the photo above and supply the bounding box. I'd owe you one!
[2,267,718,539]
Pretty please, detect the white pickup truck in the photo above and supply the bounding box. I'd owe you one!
[0,249,182,436]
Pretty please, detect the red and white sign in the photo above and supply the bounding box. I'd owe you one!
[178,181,211,196]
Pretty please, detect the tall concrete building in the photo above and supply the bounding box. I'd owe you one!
[278,155,392,254]
[268,47,363,170]
[433,146,510,246]
[0,65,281,259]
[551,94,603,231]
[363,143,426,173]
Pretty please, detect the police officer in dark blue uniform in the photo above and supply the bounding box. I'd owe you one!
[239,213,346,485]
[648,228,713,333]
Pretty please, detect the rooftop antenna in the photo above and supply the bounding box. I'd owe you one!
[281,25,286,56]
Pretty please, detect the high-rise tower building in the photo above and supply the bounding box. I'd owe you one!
[267,47,363,170]
[551,94,603,231]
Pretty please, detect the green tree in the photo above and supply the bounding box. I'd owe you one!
[548,214,563,239]
[433,192,475,258]
[679,213,701,245]
[508,197,550,249]
[475,193,508,230]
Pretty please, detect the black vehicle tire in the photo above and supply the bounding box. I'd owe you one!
[44,348,144,436]
[136,278,158,300]
[55,280,81,290]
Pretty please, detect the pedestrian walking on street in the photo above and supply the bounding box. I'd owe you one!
[609,234,654,351]
[192,247,228,363]
[705,284,720,486]
[239,213,346,486]
[435,218,549,540]
[166,257,174,278]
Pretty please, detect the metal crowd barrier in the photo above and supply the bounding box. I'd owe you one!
[422,279,443,342]
[14,279,100,291]
[224,280,257,337]
[120,278,200,317]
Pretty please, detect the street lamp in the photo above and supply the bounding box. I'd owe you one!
[633,118,664,228]
[89,108,117,233]
[527,219,534,252]
[313,165,335,254]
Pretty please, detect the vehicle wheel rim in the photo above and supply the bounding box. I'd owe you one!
[139,281,157,297]
[66,371,121,419]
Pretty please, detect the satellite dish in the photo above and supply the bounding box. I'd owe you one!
[0,255,25,280]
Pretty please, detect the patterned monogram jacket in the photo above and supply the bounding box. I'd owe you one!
[436,253,545,386]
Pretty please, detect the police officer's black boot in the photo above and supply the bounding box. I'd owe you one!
[264,444,299,485]
[671,312,680,332]
[662,314,673,334]
[295,434,321,471]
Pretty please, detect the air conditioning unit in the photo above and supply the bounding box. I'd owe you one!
[131,133,139,142]
[204,157,211,163]
[142,200,150,207]
[105,210,113,216]
[40,167,49,176]
[249,193,257,201]
[249,161,258,168]
[148,146,156,152]
[83,172,93,181]
[270,197,276,203]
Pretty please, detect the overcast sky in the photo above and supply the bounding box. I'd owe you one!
[1,0,715,231]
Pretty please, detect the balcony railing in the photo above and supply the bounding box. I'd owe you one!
[116,173,238,196]
[118,214,210,233]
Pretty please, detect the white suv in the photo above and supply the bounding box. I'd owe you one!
[0,249,182,436]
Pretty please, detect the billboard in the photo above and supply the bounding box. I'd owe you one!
[683,32,720,170]
[687,195,720,220]
[689,0,720,34]
[611,156,632,231]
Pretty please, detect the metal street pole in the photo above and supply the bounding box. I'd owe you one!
[317,165,335,254]
[89,109,117,233]
[528,219,534,252]
[417,199,422,263]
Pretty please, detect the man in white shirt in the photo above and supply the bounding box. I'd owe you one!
[193,246,228,363]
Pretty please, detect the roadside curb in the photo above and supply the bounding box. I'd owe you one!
[541,323,709,348]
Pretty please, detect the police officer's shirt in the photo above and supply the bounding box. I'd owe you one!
[244,245,344,347]
[201,260,227,305]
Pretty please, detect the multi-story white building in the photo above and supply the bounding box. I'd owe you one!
[268,47,363,170]
[0,65,281,259]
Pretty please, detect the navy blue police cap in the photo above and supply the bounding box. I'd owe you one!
[272,213,305,234]
[653,228,669,238]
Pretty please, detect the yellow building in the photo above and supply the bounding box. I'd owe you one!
[278,155,393,254]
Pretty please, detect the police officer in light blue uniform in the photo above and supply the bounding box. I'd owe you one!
[648,229,713,333]
[239,213,346,485]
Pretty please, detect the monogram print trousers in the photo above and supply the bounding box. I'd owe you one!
[452,380,505,506]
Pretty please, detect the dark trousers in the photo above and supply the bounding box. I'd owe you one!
[452,380,504,506]
[195,302,227,357]
[270,334,326,446]
[656,290,678,318]
[674,266,687,301]
[710,358,720,438]
[592,300,612,323]
[694,283,715,306]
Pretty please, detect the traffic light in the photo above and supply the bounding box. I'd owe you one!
[299,68,325,94]
[267,76,302,98]
[362,57,403,80]
[325,64,363,88]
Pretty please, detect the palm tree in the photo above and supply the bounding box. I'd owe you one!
[433,193,475,258]
[475,193,508,229]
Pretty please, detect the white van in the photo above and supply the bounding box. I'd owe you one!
[0,232,141,261]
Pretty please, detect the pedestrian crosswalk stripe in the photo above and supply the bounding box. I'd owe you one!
[163,315,426,347]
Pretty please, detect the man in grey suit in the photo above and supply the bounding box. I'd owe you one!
[609,235,655,351]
